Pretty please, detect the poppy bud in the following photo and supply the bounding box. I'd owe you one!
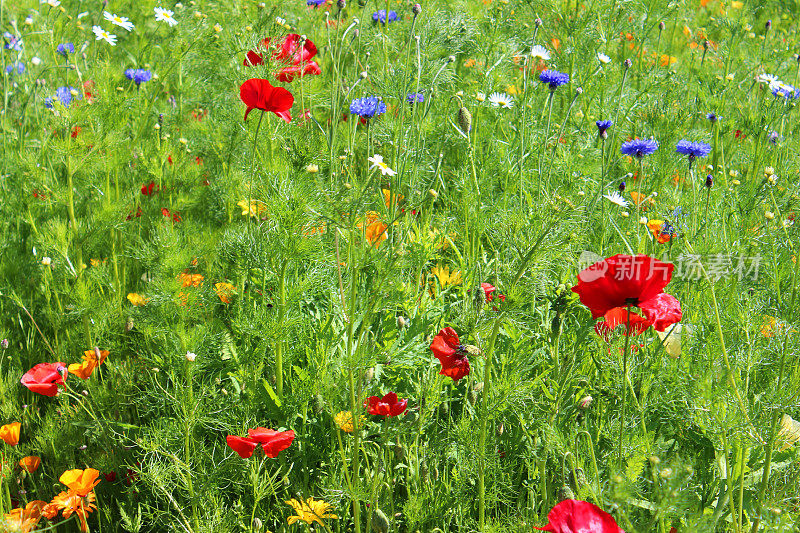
[551,315,561,334]
[419,463,428,482]
[431,466,439,481]
[579,395,593,410]
[372,509,390,533]
[705,174,713,188]
[360,71,368,79]
[619,181,626,192]
[468,389,479,405]
[534,17,542,27]
[438,402,449,416]
[429,189,438,198]
[447,55,456,63]
[397,316,407,328]
[624,58,632,69]
[252,518,263,531]
[393,443,405,461]
[558,485,575,502]
[312,394,325,413]
[412,3,421,16]
[575,87,583,95]
[458,106,472,134]
[496,422,504,436]
[658,21,665,31]
[364,367,375,382]
[125,317,134,332]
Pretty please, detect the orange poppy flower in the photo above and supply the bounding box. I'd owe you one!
[4,500,47,533]
[59,468,101,497]
[357,212,389,247]
[48,490,97,533]
[0,421,21,446]
[629,191,655,210]
[214,282,236,304]
[178,272,205,288]
[127,293,148,306]
[647,220,673,244]
[551,37,560,51]
[68,349,109,380]
[19,456,42,473]
[659,55,677,67]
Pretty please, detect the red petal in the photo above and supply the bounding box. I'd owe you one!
[535,500,625,533]
[594,307,652,341]
[438,356,470,381]
[226,436,258,458]
[430,327,459,359]
[274,109,293,123]
[639,292,682,332]
[247,428,295,458]
[244,50,264,67]
[20,362,67,397]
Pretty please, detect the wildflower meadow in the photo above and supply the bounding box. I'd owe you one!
[2,0,800,531]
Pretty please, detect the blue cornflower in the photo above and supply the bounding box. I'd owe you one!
[771,83,798,99]
[45,86,81,108]
[407,92,424,104]
[57,42,75,56]
[125,68,153,85]
[596,119,612,138]
[372,10,398,24]
[675,140,712,160]
[307,0,325,5]
[3,32,22,51]
[769,131,780,144]
[539,69,569,90]
[4,62,25,75]
[620,138,659,158]
[349,96,387,119]
[706,112,718,123]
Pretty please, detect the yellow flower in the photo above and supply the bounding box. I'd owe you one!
[127,293,148,306]
[286,497,338,526]
[777,414,800,451]
[214,282,236,304]
[431,264,462,288]
[334,411,363,433]
[237,199,268,218]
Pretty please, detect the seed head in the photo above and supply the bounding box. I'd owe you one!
[458,106,472,134]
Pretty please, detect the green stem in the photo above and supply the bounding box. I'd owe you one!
[478,314,503,531]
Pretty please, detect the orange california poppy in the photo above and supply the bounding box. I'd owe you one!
[551,37,560,51]
[127,293,148,306]
[4,500,47,533]
[214,282,237,304]
[0,421,21,446]
[178,272,205,288]
[629,191,655,210]
[19,456,42,473]
[49,490,97,533]
[68,349,109,380]
[647,220,673,244]
[59,468,101,497]
[659,55,677,67]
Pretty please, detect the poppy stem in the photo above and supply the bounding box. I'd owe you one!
[618,303,632,469]
[478,313,503,531]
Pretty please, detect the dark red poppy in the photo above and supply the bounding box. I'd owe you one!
[571,254,681,332]
[366,392,408,417]
[32,189,47,199]
[481,282,505,303]
[246,428,295,458]
[71,126,81,138]
[594,307,652,341]
[167,154,173,165]
[535,499,625,532]
[430,327,475,382]
[125,207,143,221]
[161,208,182,223]
[103,471,117,482]
[194,156,203,166]
[226,435,259,458]
[239,78,294,122]
[20,362,68,397]
[141,181,158,196]
[276,61,322,83]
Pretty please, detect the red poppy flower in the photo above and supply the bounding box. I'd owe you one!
[246,428,295,458]
[594,307,652,342]
[71,126,81,138]
[103,471,117,482]
[226,435,259,458]
[571,254,681,332]
[141,181,158,196]
[480,282,505,303]
[276,61,322,83]
[20,362,68,397]
[83,80,96,104]
[535,499,625,532]
[366,392,408,417]
[246,34,319,67]
[239,78,294,122]
[430,327,478,382]
[125,207,142,221]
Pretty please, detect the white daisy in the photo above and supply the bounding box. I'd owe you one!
[368,154,397,176]
[40,0,61,7]
[530,45,550,61]
[756,73,779,85]
[488,92,514,109]
[154,7,178,27]
[597,52,611,64]
[603,191,629,208]
[103,11,135,32]
[92,25,118,46]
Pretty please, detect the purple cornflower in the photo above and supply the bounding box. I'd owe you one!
[125,68,153,85]
[771,83,798,99]
[307,0,325,5]
[57,42,75,56]
[706,112,718,123]
[769,131,780,144]
[372,10,398,24]
[407,92,424,104]
[3,32,22,51]
[596,120,612,138]
[349,96,387,119]
[620,138,659,158]
[45,86,81,108]
[5,62,25,75]
[539,69,569,90]
[675,140,712,160]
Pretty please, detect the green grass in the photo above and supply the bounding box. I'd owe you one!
[1,0,800,531]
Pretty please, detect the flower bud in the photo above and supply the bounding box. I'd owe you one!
[705,174,713,188]
[186,351,197,361]
[658,21,665,31]
[412,3,421,16]
[624,58,632,69]
[457,106,472,134]
[447,55,456,63]
[765,19,772,30]
[619,181,626,192]
[534,17,542,27]
[575,87,583,95]
[1,339,8,349]
[579,395,593,409]
[372,509,391,533]
[396,316,407,328]
[337,0,346,8]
